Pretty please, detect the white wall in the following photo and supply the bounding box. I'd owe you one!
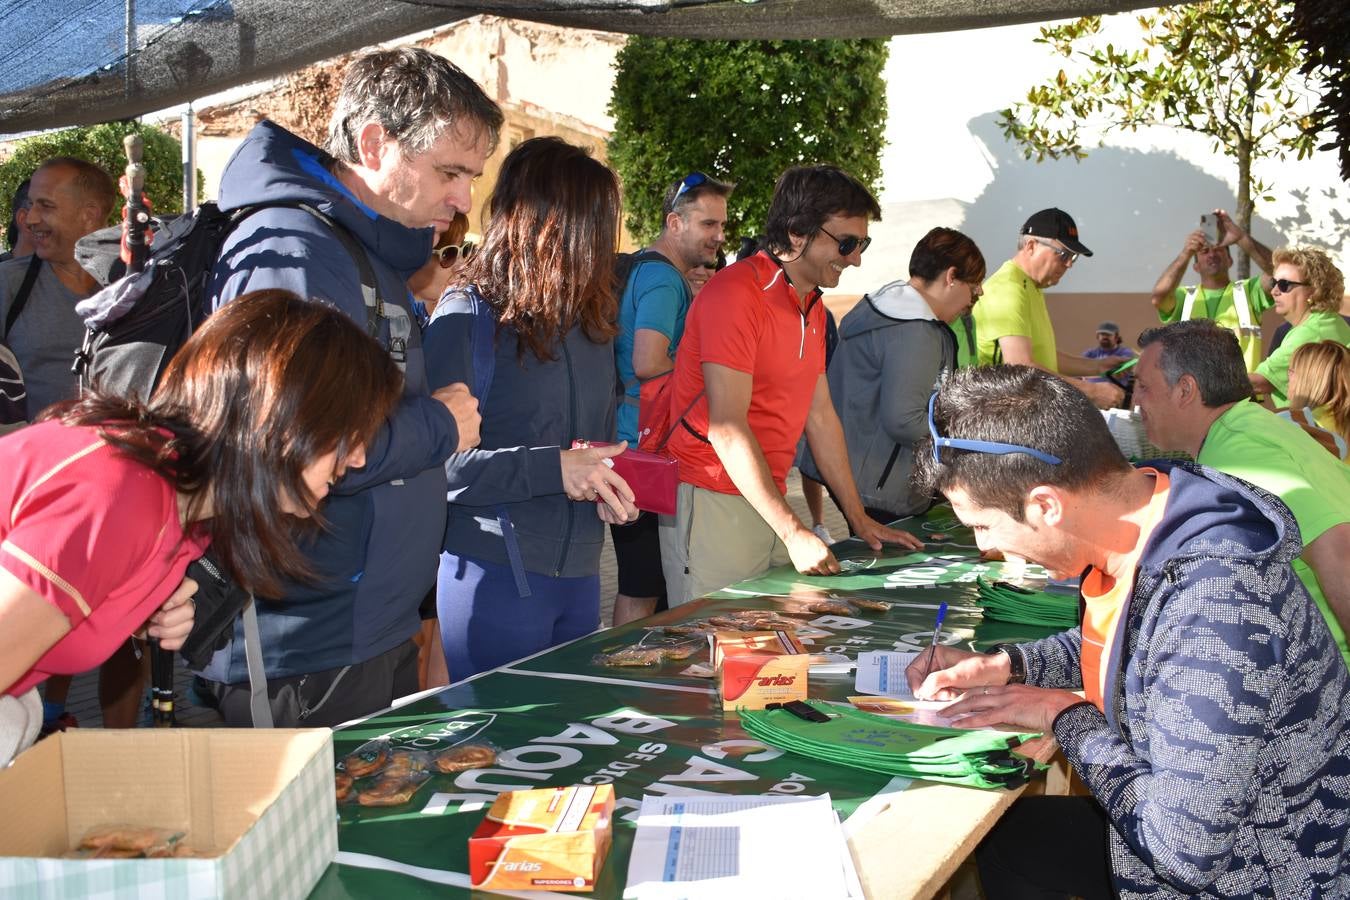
[837,20,1346,297]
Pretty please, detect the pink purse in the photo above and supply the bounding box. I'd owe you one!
[571,440,679,516]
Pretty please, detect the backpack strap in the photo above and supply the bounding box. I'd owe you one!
[464,288,531,599]
[3,256,42,340]
[249,203,382,340]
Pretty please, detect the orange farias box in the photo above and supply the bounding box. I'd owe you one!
[711,630,810,711]
[469,784,614,892]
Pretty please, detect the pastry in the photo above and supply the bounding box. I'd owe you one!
[434,743,498,774]
[335,771,354,802]
[357,775,425,807]
[383,750,428,778]
[594,646,666,666]
[342,741,390,778]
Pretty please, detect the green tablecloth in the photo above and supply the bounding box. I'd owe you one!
[312,507,1064,897]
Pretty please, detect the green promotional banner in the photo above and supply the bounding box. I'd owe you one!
[314,506,1072,898]
[316,673,905,898]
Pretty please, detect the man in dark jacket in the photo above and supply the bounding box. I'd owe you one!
[910,365,1350,899]
[197,47,502,727]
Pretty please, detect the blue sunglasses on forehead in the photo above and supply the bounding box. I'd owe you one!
[926,392,1062,466]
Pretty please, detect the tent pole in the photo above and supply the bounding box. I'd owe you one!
[124,0,136,99]
[182,103,197,213]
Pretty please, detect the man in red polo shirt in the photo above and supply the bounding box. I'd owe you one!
[657,165,923,606]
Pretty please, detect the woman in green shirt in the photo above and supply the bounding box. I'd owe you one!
[1252,247,1350,406]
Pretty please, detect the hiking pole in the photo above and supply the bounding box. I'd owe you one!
[122,133,175,726]
[122,133,150,275]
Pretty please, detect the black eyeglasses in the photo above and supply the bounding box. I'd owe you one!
[927,392,1062,466]
[1271,278,1308,294]
[671,172,708,207]
[434,240,476,266]
[818,225,872,257]
[1031,237,1077,265]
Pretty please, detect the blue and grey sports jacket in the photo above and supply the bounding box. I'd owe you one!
[1021,462,1350,898]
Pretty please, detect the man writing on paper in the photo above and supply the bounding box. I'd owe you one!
[907,365,1350,899]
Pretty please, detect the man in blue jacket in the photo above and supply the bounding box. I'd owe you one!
[909,365,1350,899]
[198,47,502,727]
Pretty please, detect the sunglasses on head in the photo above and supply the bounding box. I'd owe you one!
[671,172,708,207]
[1031,237,1077,265]
[926,392,1062,466]
[819,225,872,257]
[1271,278,1308,294]
[434,240,476,266]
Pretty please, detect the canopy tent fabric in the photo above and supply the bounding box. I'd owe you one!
[0,0,1178,136]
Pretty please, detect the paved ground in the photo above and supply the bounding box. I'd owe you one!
[58,470,850,729]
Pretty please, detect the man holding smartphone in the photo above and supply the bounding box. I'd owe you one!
[1148,209,1275,372]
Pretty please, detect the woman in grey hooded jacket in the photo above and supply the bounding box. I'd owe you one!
[802,227,985,523]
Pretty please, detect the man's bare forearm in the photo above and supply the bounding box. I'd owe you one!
[709,420,807,542]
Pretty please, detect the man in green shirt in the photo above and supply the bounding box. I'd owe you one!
[1149,209,1274,372]
[973,208,1121,408]
[1134,319,1350,669]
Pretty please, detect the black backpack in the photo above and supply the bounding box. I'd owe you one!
[73,201,380,402]
[613,248,671,297]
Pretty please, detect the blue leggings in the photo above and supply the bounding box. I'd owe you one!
[437,551,600,682]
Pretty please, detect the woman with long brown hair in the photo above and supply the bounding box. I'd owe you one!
[424,136,637,681]
[0,290,401,758]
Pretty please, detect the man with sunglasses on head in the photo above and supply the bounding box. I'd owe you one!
[1149,209,1274,373]
[657,165,923,608]
[611,171,732,626]
[974,208,1122,409]
[907,364,1350,899]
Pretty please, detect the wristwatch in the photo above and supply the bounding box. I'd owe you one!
[987,643,1026,685]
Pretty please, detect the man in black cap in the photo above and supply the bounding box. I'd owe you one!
[973,208,1121,408]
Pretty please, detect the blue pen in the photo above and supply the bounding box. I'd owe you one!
[920,602,949,683]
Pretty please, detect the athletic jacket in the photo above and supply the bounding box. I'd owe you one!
[1020,462,1350,898]
[199,120,460,681]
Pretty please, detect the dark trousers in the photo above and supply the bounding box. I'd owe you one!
[977,795,1116,900]
[205,639,420,728]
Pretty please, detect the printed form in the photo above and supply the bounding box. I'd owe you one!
[623,794,861,899]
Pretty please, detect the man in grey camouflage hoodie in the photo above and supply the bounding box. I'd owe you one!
[909,364,1350,899]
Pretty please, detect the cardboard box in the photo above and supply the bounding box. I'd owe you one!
[0,729,336,899]
[470,784,614,891]
[709,629,805,670]
[712,630,810,711]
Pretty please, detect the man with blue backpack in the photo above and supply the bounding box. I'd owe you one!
[194,47,500,727]
[611,171,730,626]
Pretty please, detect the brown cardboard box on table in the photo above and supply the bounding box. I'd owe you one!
[469,784,614,892]
[711,630,810,711]
[0,729,336,899]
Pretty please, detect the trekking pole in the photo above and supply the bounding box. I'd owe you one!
[122,133,150,275]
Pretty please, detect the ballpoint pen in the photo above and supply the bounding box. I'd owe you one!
[920,601,948,683]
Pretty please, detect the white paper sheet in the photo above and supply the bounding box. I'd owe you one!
[853,650,923,699]
[623,794,861,899]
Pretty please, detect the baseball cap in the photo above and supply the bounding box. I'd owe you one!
[1021,208,1093,257]
[1096,321,1120,335]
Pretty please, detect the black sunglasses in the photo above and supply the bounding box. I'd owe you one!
[1271,278,1308,294]
[818,225,872,257]
[434,240,476,266]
